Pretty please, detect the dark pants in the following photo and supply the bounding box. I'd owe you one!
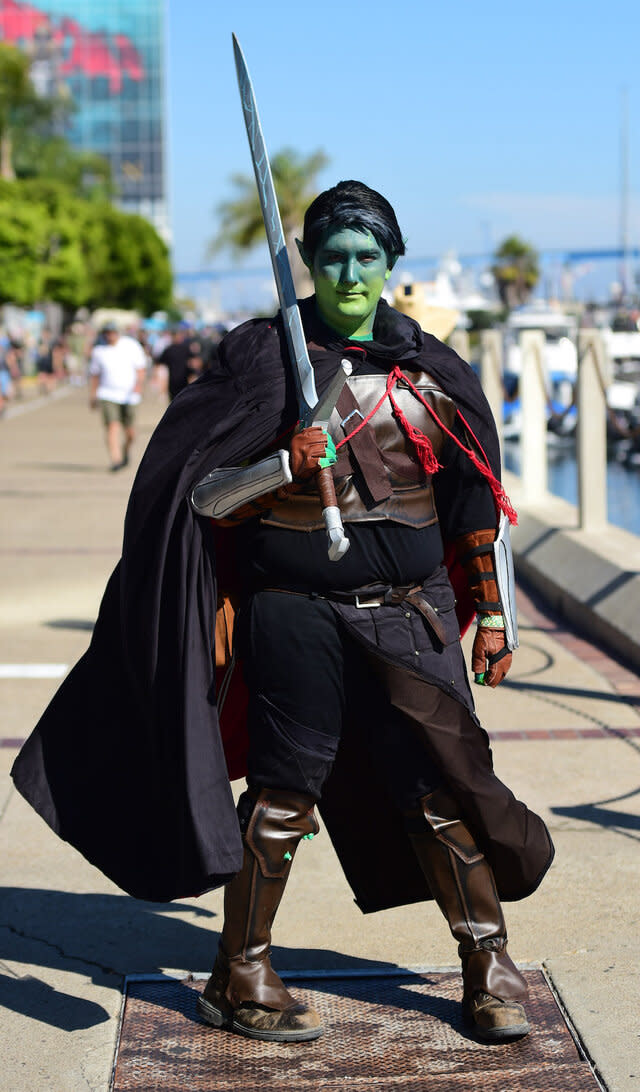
[240,590,443,810]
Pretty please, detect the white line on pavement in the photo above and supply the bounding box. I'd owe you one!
[0,664,69,678]
[2,384,76,419]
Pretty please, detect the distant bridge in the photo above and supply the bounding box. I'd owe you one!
[175,247,640,283]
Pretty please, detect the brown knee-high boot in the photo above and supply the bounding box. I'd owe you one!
[406,787,530,1041]
[198,787,323,1042]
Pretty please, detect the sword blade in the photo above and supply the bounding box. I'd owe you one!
[232,34,318,423]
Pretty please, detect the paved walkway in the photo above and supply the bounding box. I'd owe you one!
[1,385,639,1091]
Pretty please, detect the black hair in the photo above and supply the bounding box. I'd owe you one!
[302,180,405,267]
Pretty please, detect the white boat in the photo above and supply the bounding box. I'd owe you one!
[501,304,578,441]
[504,303,578,382]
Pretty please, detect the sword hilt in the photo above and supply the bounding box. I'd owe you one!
[316,467,350,561]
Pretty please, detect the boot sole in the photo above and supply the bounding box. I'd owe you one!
[462,1001,530,1041]
[469,1018,531,1042]
[197,994,324,1043]
[475,1023,531,1041]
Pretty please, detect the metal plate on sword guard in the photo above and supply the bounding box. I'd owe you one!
[112,970,602,1091]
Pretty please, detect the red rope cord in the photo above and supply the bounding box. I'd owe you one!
[395,369,517,524]
[334,369,398,449]
[335,364,517,525]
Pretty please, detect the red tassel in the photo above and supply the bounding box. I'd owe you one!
[466,448,518,524]
[336,363,517,526]
[389,395,440,474]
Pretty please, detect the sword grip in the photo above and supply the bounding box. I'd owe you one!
[316,466,337,510]
[316,468,350,561]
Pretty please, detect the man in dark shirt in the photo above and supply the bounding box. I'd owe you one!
[156,325,201,400]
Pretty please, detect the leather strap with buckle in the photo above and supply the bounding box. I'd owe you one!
[328,583,423,608]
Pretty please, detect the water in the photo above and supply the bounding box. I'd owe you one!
[503,439,640,536]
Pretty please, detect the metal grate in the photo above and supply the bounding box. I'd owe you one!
[112,970,602,1091]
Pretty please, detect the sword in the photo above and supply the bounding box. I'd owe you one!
[232,33,350,561]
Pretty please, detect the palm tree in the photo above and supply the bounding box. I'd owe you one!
[210,146,329,296]
[492,235,540,309]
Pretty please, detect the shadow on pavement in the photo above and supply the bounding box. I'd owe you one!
[136,969,466,1039]
[0,971,110,1031]
[551,802,640,833]
[0,888,462,1035]
[46,619,95,632]
[505,678,640,708]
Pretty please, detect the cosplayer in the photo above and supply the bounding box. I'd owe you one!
[12,181,553,1050]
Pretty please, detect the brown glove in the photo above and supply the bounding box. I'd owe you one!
[455,528,512,688]
[215,428,333,526]
[290,426,333,481]
[471,625,512,687]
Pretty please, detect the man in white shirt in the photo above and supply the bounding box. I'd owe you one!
[88,322,147,471]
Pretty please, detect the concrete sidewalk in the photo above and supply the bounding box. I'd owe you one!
[1,387,639,1091]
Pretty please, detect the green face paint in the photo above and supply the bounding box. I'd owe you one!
[309,226,392,339]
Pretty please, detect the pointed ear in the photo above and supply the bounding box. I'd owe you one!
[295,238,312,270]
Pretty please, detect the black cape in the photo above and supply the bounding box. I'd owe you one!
[11,300,553,906]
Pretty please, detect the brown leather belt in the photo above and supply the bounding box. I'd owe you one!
[260,581,450,644]
[262,582,422,608]
[324,583,423,608]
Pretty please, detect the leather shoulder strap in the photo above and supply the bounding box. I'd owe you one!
[335,385,392,504]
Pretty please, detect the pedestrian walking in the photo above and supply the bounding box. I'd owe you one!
[36,331,68,395]
[155,324,202,400]
[87,322,147,471]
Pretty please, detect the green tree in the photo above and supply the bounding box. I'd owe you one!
[0,180,172,315]
[0,188,45,304]
[18,180,91,308]
[210,147,329,294]
[87,206,172,313]
[0,41,171,316]
[491,235,540,309]
[15,134,114,200]
[0,42,64,180]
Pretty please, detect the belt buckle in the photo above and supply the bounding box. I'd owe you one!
[354,593,383,608]
[341,408,364,431]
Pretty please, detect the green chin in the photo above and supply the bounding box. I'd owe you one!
[316,281,385,337]
[335,295,370,313]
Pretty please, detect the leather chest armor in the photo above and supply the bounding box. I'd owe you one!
[262,368,457,531]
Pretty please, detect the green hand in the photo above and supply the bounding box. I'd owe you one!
[318,432,337,469]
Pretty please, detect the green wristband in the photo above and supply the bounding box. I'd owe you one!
[318,432,337,469]
[477,614,504,630]
[474,672,486,685]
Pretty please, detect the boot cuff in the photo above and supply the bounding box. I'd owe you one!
[462,946,529,1001]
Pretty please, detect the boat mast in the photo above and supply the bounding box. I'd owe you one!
[619,86,631,305]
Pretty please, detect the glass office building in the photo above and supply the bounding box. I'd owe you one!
[0,0,168,238]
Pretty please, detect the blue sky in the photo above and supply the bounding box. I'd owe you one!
[166,0,639,293]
